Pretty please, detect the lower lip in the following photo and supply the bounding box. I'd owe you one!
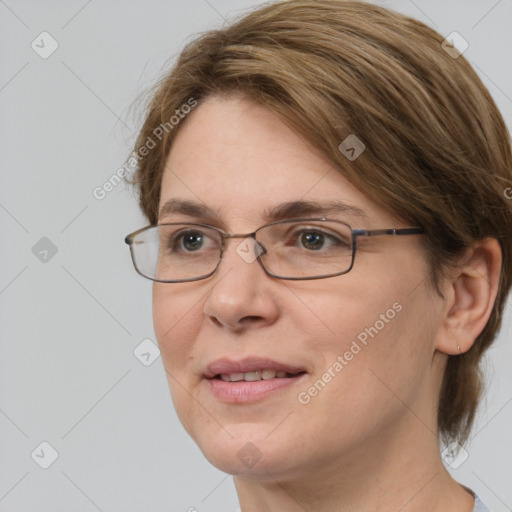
[205,374,307,403]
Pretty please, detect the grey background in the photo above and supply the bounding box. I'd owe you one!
[0,0,511,510]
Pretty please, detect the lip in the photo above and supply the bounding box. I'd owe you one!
[203,357,308,404]
[206,374,307,403]
[204,357,306,379]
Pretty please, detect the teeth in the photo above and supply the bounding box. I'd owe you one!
[218,369,297,382]
[261,369,277,380]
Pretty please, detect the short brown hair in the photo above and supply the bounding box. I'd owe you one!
[127,0,512,446]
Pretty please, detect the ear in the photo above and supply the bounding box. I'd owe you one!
[435,238,502,355]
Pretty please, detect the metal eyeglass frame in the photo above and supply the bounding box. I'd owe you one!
[124,217,426,283]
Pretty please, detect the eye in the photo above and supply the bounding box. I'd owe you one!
[177,230,204,251]
[299,230,325,250]
[289,227,351,251]
[166,229,217,253]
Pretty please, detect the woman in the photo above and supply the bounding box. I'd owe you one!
[124,1,511,510]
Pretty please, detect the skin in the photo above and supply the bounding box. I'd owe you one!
[152,94,501,512]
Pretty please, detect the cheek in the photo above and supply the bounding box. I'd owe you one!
[152,285,202,371]
[298,276,437,430]
[152,286,205,435]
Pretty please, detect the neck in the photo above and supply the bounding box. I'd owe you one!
[233,412,475,512]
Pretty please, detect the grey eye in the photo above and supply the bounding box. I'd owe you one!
[300,231,325,250]
[178,231,204,251]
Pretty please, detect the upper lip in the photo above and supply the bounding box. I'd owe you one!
[204,357,307,379]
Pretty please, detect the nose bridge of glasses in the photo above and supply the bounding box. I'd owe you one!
[222,232,257,240]
[220,231,267,258]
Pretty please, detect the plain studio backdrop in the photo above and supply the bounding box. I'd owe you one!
[0,1,511,511]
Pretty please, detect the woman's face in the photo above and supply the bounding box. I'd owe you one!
[153,94,442,479]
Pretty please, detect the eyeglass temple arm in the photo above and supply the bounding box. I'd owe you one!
[353,227,425,237]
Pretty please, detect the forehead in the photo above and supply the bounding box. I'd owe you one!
[159,95,392,229]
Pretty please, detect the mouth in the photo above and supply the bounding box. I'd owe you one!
[211,369,307,382]
[203,357,308,403]
[203,356,307,380]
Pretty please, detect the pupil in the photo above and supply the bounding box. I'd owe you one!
[302,232,323,250]
[183,232,203,251]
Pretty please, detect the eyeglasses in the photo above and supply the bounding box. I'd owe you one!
[124,218,425,283]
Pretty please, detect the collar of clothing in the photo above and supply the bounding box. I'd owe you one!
[462,485,491,512]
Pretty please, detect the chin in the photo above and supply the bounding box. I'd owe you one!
[192,426,298,477]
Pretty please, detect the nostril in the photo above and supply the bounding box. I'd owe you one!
[208,316,224,328]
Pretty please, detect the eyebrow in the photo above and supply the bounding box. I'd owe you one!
[158,198,369,224]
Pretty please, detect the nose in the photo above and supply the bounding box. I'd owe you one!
[202,236,279,331]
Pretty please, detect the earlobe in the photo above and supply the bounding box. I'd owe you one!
[435,238,502,356]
